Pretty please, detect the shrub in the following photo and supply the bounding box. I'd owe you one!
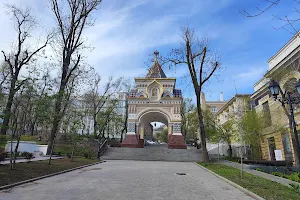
[83,152,92,159]
[2,152,8,158]
[20,135,36,141]
[23,152,34,161]
[0,135,8,148]
[15,151,20,157]
[272,172,284,177]
[66,153,71,158]
[83,153,89,159]
[224,156,240,163]
[255,168,264,172]
[289,183,300,194]
[288,172,300,182]
[0,153,5,163]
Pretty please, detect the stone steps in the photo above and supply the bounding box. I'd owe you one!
[101,145,202,162]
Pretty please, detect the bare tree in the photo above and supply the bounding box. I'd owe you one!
[47,0,102,154]
[168,27,221,162]
[240,0,299,33]
[0,62,10,94]
[84,75,122,138]
[0,5,50,135]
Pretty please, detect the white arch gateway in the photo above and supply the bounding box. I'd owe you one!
[121,52,186,149]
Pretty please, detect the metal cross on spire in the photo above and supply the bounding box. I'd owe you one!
[154,50,159,59]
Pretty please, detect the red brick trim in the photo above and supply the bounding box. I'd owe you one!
[168,135,187,149]
[121,134,139,148]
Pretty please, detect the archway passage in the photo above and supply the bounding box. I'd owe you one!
[122,110,186,149]
[121,51,186,149]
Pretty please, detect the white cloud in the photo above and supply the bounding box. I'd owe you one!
[236,67,266,81]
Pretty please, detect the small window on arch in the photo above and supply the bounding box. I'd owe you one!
[212,106,217,112]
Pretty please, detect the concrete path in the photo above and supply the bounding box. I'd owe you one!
[1,156,63,165]
[0,160,254,200]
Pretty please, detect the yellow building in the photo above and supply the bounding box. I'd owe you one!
[251,32,300,162]
[216,94,252,126]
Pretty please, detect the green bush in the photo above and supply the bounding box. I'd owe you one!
[224,156,240,163]
[8,151,21,157]
[0,135,8,148]
[288,172,300,183]
[21,152,28,157]
[25,152,34,161]
[255,168,264,172]
[0,153,5,162]
[20,135,36,141]
[272,172,284,177]
[54,143,96,158]
[289,183,300,194]
[83,153,89,159]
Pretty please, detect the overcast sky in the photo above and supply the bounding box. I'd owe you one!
[0,0,298,101]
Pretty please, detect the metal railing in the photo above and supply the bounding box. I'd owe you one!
[97,139,108,159]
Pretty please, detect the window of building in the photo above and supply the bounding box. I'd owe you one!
[262,101,271,127]
[211,106,217,112]
[152,88,158,97]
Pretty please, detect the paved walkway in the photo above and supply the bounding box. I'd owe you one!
[0,160,254,200]
[220,160,300,187]
[1,156,63,165]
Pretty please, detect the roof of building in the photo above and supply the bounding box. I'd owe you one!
[205,101,228,104]
[146,58,166,78]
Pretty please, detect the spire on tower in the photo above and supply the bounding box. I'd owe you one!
[146,51,166,78]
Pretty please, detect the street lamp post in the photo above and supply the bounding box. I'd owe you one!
[268,80,300,166]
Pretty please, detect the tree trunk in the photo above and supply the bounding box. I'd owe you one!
[93,115,97,137]
[47,81,66,155]
[196,94,209,161]
[0,79,16,135]
[13,133,21,164]
[71,143,75,161]
[30,122,35,136]
[9,133,13,170]
[228,143,233,158]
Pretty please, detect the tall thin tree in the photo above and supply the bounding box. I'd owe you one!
[168,27,221,161]
[47,0,102,154]
[0,5,50,135]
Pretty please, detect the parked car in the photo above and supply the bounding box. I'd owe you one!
[146,140,155,145]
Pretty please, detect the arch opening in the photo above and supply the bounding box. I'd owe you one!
[137,110,171,147]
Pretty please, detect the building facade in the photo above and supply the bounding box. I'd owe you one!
[251,31,300,162]
[121,51,186,149]
[201,92,227,115]
[216,94,252,126]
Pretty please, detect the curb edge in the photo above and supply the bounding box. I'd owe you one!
[195,163,265,200]
[0,160,106,191]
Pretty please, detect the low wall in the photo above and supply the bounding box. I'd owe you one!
[5,141,48,155]
[207,143,242,157]
[35,145,48,155]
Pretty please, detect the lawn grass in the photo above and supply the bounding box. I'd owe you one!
[0,157,100,187]
[198,162,300,200]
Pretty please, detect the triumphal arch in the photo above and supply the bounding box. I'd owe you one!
[121,51,186,149]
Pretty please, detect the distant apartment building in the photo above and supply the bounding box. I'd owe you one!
[63,91,128,138]
[217,94,253,126]
[251,31,300,162]
[216,94,253,156]
[201,92,227,115]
